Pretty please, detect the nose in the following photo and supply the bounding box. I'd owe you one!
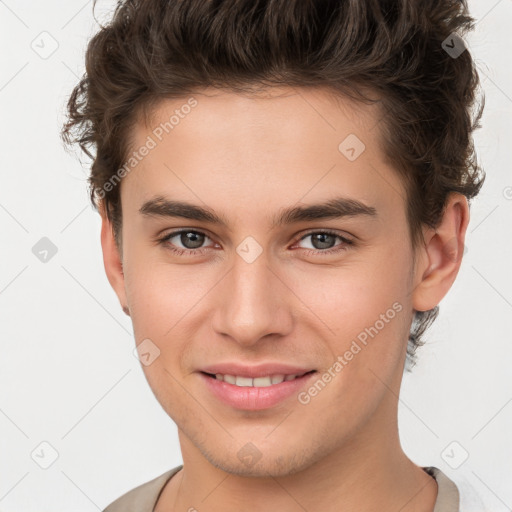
[210,249,294,347]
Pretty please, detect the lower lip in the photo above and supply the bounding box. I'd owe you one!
[200,372,317,410]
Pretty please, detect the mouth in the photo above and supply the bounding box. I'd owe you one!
[201,370,316,388]
[199,369,318,410]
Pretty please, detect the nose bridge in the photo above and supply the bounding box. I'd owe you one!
[212,249,292,346]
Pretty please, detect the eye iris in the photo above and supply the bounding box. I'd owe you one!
[181,231,204,249]
[312,233,336,250]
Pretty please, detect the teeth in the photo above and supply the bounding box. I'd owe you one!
[271,374,285,384]
[235,376,253,387]
[253,376,272,387]
[213,373,303,387]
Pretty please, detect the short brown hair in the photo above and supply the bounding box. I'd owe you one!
[61,0,485,368]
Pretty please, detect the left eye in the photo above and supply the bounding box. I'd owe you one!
[297,231,349,251]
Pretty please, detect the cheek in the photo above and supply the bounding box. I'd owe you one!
[290,256,410,332]
[123,254,212,376]
[294,263,411,428]
[123,244,199,333]
[124,261,194,412]
[287,248,413,379]
[124,267,168,339]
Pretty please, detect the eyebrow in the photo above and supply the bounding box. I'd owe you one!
[139,195,378,228]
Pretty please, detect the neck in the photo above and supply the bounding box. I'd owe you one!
[155,406,438,512]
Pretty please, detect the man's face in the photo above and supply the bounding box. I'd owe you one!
[111,87,424,476]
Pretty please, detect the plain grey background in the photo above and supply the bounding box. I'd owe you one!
[1,0,511,510]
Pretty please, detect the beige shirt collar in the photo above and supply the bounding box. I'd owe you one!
[103,465,460,512]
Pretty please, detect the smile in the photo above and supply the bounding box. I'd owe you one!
[204,371,314,387]
[200,370,318,410]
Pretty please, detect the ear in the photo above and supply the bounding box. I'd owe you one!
[99,201,130,316]
[412,193,470,312]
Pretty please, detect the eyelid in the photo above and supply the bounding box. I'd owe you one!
[295,228,354,243]
[158,226,213,239]
[158,228,216,247]
[158,227,353,245]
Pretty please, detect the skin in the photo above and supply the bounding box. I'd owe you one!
[100,86,469,511]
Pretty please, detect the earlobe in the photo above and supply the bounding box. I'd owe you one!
[412,193,470,312]
[99,201,128,312]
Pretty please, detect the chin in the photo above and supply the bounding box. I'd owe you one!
[198,439,325,478]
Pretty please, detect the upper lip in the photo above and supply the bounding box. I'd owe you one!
[200,363,315,378]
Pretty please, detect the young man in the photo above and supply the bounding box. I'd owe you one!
[62,0,484,510]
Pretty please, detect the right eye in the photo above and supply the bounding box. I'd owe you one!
[158,229,216,256]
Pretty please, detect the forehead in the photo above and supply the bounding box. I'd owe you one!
[121,86,406,225]
[139,85,382,154]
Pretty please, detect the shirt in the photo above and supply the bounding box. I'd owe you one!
[102,465,460,512]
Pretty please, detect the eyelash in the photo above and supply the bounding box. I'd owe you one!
[157,229,354,258]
